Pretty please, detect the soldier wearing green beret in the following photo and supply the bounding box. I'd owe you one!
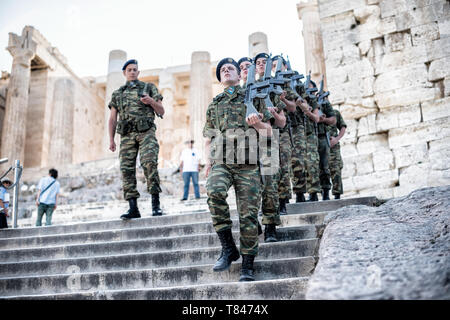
[254,53,286,243]
[108,59,165,219]
[204,57,273,281]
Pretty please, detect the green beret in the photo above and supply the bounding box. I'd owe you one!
[122,59,138,71]
[238,57,253,66]
[216,58,240,82]
[253,53,269,63]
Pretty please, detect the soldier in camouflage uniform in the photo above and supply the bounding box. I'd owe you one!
[315,83,336,201]
[203,58,274,281]
[328,107,347,199]
[108,59,165,219]
[288,77,322,202]
[254,53,287,243]
[271,56,300,214]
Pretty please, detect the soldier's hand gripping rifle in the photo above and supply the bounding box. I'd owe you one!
[304,70,318,100]
[244,63,267,119]
[254,55,285,109]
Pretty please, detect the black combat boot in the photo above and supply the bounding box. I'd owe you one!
[264,224,278,243]
[120,198,141,220]
[334,194,341,200]
[239,255,255,282]
[279,198,287,215]
[308,193,319,202]
[296,193,306,203]
[213,229,240,272]
[258,222,263,236]
[322,189,330,201]
[151,193,163,216]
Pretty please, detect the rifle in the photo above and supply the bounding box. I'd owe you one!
[254,55,285,108]
[282,56,305,92]
[244,63,267,118]
[304,70,318,100]
[317,75,330,107]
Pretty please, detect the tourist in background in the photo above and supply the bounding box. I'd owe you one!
[179,140,201,201]
[35,168,60,227]
[0,179,12,229]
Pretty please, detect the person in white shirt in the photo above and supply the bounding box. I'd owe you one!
[35,168,60,227]
[179,140,201,201]
[0,179,12,229]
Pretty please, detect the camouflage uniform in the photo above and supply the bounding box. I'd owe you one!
[278,84,299,202]
[317,100,336,192]
[291,85,321,194]
[328,109,347,195]
[259,91,286,226]
[203,85,273,256]
[108,80,163,200]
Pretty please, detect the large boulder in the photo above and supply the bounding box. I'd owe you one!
[306,185,450,300]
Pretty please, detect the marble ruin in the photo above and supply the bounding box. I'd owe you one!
[0,0,449,200]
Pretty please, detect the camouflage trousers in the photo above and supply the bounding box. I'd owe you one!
[290,124,307,194]
[318,135,331,191]
[119,128,162,200]
[278,130,293,201]
[305,131,321,194]
[329,143,344,195]
[206,163,262,256]
[261,167,281,226]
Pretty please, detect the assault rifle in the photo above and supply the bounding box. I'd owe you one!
[304,70,318,100]
[317,75,330,107]
[283,56,305,91]
[244,63,267,118]
[254,54,285,108]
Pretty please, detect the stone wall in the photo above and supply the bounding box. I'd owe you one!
[318,0,450,199]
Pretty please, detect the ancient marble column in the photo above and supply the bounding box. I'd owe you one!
[157,70,176,167]
[249,32,269,59]
[0,29,36,167]
[103,50,127,156]
[189,51,212,164]
[297,0,327,86]
[47,78,74,165]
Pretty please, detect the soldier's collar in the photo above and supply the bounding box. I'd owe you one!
[224,85,239,96]
[126,80,140,87]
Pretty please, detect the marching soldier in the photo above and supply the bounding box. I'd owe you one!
[108,59,165,219]
[315,82,336,201]
[328,107,347,199]
[254,53,286,243]
[271,55,300,214]
[203,58,273,281]
[290,76,321,202]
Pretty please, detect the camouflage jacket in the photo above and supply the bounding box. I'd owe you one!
[203,85,274,163]
[317,100,336,135]
[295,84,319,134]
[328,109,347,138]
[108,80,163,123]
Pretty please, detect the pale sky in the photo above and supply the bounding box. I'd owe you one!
[0,0,306,78]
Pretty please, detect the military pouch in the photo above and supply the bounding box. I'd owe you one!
[136,118,151,132]
[116,120,130,136]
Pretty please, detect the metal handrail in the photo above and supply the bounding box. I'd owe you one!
[1,158,23,228]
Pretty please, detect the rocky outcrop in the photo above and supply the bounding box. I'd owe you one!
[306,185,450,300]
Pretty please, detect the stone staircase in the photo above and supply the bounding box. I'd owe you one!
[0,196,377,300]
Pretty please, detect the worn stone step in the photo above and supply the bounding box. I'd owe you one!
[0,225,317,263]
[0,213,325,250]
[0,238,317,278]
[2,276,309,300]
[286,196,378,214]
[0,256,315,297]
[1,209,327,240]
[1,210,212,239]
